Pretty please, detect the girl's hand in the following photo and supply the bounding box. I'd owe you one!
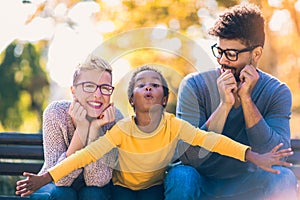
[16,172,52,197]
[246,143,293,174]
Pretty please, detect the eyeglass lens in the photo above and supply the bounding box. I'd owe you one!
[82,82,114,95]
[211,44,258,61]
[212,45,238,61]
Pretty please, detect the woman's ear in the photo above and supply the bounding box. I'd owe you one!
[71,86,75,94]
[71,86,77,100]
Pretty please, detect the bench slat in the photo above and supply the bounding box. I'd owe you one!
[0,196,29,199]
[0,162,43,175]
[287,151,300,165]
[0,132,42,145]
[0,145,44,159]
[291,139,300,150]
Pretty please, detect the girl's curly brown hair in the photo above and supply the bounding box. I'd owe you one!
[127,65,169,108]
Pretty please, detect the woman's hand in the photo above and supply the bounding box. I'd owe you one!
[246,143,293,174]
[67,101,90,155]
[88,104,116,143]
[90,103,116,129]
[68,101,89,130]
[16,172,52,197]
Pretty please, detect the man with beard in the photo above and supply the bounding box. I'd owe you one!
[164,3,298,200]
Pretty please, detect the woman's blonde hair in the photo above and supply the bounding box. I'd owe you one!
[73,54,112,85]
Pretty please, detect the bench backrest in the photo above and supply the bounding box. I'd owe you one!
[0,132,300,178]
[0,132,44,176]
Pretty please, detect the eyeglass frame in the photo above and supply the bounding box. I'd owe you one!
[211,43,260,61]
[74,81,114,96]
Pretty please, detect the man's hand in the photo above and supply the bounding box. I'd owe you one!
[217,69,237,107]
[238,64,259,101]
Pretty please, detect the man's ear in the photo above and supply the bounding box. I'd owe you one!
[252,46,263,63]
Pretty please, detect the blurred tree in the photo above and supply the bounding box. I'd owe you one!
[0,42,49,131]
[216,0,239,7]
[0,0,299,135]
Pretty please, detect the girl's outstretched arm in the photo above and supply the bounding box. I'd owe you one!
[16,172,52,197]
[246,143,293,174]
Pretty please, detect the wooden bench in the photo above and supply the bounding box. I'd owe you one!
[287,139,300,180]
[0,132,43,199]
[0,132,300,199]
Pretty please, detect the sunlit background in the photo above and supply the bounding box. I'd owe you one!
[0,0,299,138]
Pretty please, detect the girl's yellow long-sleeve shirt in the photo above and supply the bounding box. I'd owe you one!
[49,112,249,190]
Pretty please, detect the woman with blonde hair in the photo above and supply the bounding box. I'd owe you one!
[29,55,123,200]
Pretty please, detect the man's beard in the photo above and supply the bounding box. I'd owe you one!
[221,65,241,82]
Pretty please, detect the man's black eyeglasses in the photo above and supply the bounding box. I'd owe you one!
[74,82,114,95]
[211,43,259,61]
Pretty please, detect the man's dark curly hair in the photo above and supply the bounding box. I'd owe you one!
[208,3,265,47]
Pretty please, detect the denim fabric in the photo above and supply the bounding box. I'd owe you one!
[164,165,298,200]
[164,165,202,200]
[112,184,164,200]
[29,183,77,200]
[30,182,112,200]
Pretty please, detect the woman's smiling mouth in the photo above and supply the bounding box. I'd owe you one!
[88,101,103,109]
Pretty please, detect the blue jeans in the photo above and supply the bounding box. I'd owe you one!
[30,182,112,200]
[164,165,298,200]
[112,184,164,200]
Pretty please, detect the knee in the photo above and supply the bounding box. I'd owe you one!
[264,166,297,194]
[166,165,200,184]
[164,165,202,199]
[273,166,297,186]
[263,167,298,200]
[30,183,55,200]
[165,165,201,194]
